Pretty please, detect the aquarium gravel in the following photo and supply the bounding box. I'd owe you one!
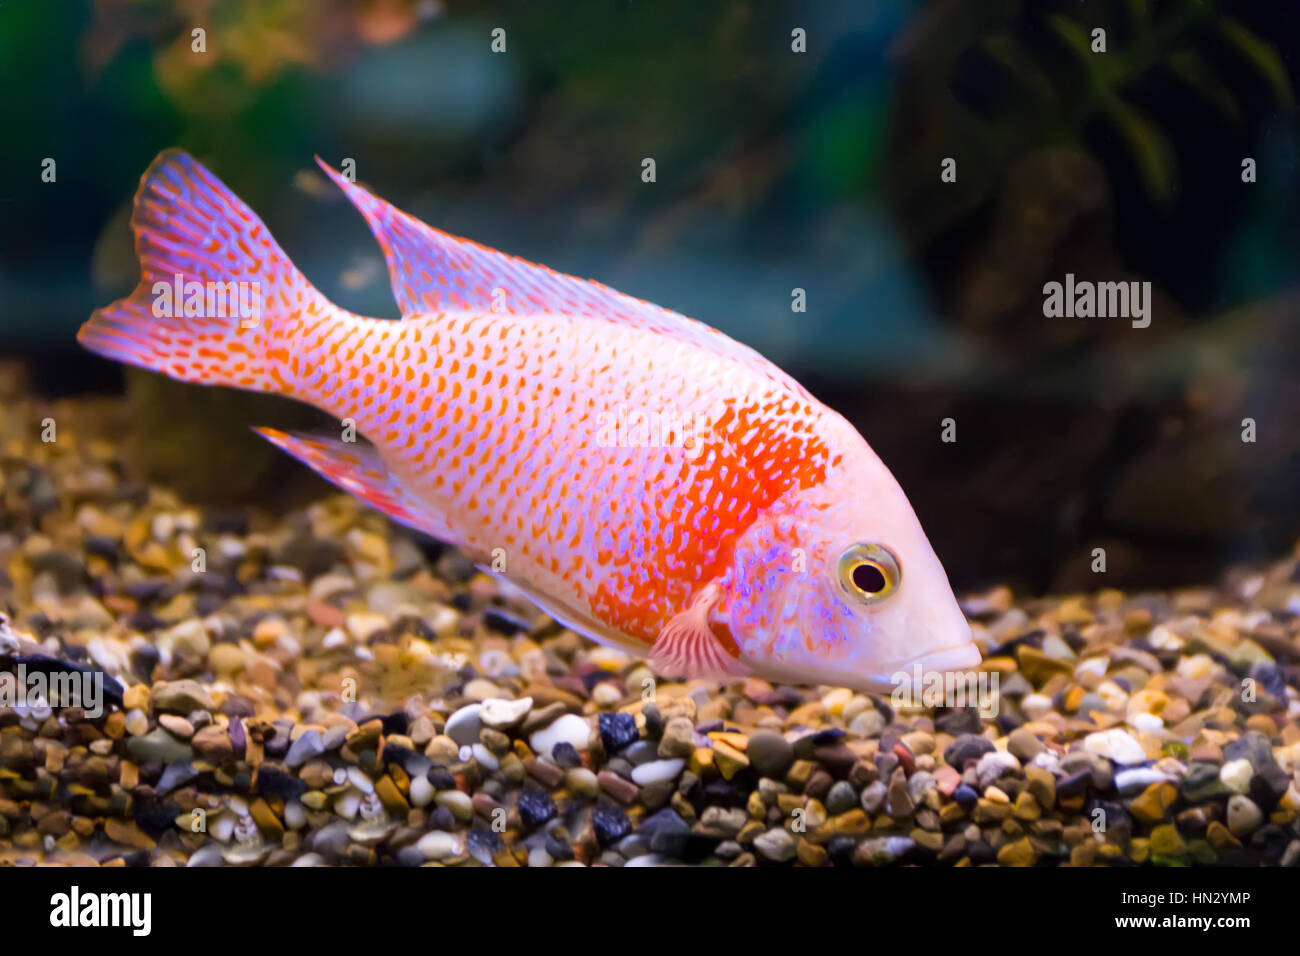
[3,379,1300,867]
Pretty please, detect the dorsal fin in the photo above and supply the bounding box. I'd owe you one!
[313,159,812,399]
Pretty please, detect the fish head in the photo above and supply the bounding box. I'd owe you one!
[723,447,979,694]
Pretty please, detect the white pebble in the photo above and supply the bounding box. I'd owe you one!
[1115,767,1174,794]
[529,713,591,758]
[631,758,685,785]
[334,789,361,820]
[209,812,236,843]
[1129,712,1163,732]
[347,766,374,794]
[1219,758,1253,794]
[409,774,434,808]
[444,703,483,747]
[1083,728,1147,766]
[417,831,463,861]
[479,696,532,730]
[1021,694,1053,721]
[471,743,499,770]
[283,801,307,829]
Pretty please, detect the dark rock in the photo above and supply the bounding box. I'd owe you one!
[551,742,582,769]
[938,707,988,737]
[467,827,501,860]
[746,730,794,779]
[256,765,307,801]
[1056,770,1092,799]
[483,605,531,636]
[598,712,639,752]
[544,834,575,861]
[638,807,691,857]
[943,733,994,769]
[429,806,456,831]
[517,788,557,830]
[1180,763,1226,802]
[592,806,632,846]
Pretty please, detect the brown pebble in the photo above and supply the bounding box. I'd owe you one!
[597,770,638,804]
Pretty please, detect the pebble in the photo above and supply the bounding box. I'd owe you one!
[285,729,325,768]
[1219,759,1254,795]
[598,712,639,752]
[747,729,795,778]
[1226,795,1263,837]
[444,704,483,747]
[631,758,684,786]
[754,828,797,862]
[1083,729,1148,766]
[417,831,463,861]
[944,734,994,769]
[126,728,193,764]
[529,714,591,758]
[479,696,532,730]
[657,717,696,759]
[1007,727,1044,761]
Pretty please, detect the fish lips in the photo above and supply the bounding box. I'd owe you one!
[867,642,983,691]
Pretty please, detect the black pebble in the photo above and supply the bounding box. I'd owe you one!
[468,828,501,856]
[591,807,632,845]
[83,535,120,561]
[517,789,557,830]
[641,704,664,740]
[429,806,456,831]
[130,644,161,683]
[544,834,575,860]
[256,765,307,801]
[637,808,691,857]
[1056,770,1092,799]
[483,605,532,636]
[426,768,457,790]
[826,835,857,865]
[934,706,983,735]
[551,742,582,768]
[598,712,639,752]
[943,733,994,768]
[952,784,979,808]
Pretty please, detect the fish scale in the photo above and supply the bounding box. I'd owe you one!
[80,150,979,690]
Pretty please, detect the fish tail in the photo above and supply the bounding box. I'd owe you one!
[78,149,323,395]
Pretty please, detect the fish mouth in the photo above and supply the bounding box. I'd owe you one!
[869,642,983,687]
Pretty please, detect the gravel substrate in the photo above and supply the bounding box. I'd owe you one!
[3,381,1300,867]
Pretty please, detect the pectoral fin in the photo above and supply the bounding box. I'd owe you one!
[650,582,750,682]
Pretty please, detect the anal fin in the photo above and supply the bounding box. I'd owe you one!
[474,565,651,659]
[254,428,461,544]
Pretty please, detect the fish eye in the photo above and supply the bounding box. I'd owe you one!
[837,544,900,603]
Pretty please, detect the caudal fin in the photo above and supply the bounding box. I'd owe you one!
[78,150,325,394]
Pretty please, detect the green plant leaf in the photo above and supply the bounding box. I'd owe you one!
[1218,16,1295,110]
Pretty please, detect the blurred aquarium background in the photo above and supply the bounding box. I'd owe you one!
[1,0,1298,596]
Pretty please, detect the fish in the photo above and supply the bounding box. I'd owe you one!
[78,150,980,693]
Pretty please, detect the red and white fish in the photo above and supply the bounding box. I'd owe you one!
[79,150,979,691]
